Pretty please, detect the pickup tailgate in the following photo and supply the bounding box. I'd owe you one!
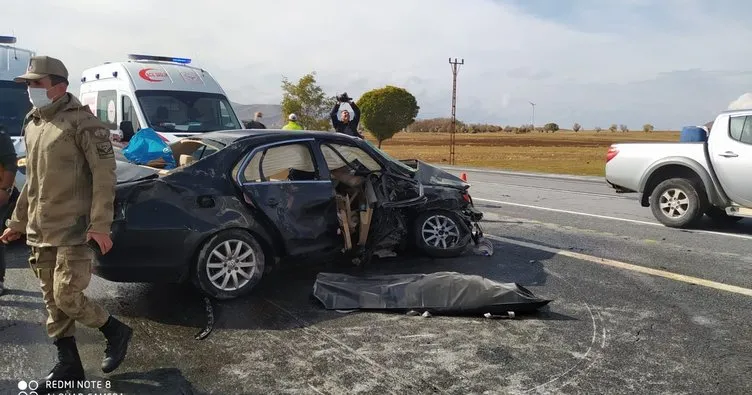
[605,142,708,192]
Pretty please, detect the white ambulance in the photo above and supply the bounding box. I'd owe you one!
[0,36,34,155]
[78,54,244,144]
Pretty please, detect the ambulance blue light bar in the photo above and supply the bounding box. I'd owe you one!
[0,36,18,44]
[127,54,192,64]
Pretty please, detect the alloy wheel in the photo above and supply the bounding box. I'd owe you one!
[421,214,461,249]
[205,239,259,291]
[659,188,690,218]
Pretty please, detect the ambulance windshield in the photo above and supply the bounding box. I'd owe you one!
[136,90,242,133]
[0,81,32,136]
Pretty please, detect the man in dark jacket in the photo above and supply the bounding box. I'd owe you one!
[244,112,266,129]
[330,93,362,138]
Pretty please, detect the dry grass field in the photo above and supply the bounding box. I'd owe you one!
[367,130,681,176]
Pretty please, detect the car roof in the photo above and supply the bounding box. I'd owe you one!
[194,129,365,146]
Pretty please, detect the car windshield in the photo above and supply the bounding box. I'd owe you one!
[363,140,416,174]
[0,80,32,136]
[135,90,242,133]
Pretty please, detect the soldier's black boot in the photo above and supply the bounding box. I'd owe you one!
[98,315,133,373]
[38,336,86,391]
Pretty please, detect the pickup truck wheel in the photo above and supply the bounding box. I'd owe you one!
[649,178,707,228]
[705,207,744,224]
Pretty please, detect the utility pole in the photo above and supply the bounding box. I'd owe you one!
[529,101,536,129]
[449,58,464,165]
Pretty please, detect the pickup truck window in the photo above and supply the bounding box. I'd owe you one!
[729,115,752,144]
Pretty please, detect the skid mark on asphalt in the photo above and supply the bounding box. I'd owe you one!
[262,298,444,394]
[475,198,752,241]
[485,234,752,298]
[521,268,606,394]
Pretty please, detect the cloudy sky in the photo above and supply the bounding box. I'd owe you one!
[3,0,751,129]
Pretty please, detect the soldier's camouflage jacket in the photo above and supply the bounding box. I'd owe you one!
[7,93,116,247]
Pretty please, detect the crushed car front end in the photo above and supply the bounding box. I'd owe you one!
[405,159,484,241]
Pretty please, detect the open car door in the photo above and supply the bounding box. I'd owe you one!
[319,141,425,208]
[315,141,426,255]
[234,138,341,257]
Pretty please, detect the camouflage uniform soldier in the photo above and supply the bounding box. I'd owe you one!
[0,56,133,384]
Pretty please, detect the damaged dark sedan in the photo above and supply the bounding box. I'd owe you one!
[94,129,484,299]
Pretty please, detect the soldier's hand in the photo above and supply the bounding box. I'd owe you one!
[0,228,21,244]
[86,231,113,255]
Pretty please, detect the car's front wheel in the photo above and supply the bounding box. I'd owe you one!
[413,210,470,258]
[194,229,266,300]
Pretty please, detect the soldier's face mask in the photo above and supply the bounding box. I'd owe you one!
[27,87,53,108]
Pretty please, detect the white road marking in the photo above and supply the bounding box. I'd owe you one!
[475,198,752,241]
[485,234,752,297]
[441,166,604,183]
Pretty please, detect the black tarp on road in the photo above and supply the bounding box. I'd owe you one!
[312,271,551,316]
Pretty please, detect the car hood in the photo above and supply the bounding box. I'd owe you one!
[403,160,469,190]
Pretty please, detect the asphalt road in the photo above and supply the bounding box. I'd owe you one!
[1,167,751,395]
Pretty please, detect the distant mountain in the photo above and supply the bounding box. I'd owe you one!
[231,102,283,128]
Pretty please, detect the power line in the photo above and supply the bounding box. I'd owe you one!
[449,57,464,166]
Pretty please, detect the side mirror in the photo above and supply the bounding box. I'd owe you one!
[119,121,135,142]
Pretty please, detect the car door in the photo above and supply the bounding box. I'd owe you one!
[235,138,341,256]
[317,140,426,207]
[710,114,752,207]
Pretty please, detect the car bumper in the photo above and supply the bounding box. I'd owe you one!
[463,205,484,222]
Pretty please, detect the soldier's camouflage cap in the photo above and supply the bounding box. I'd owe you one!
[14,55,68,83]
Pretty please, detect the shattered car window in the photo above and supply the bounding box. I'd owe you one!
[240,143,317,182]
[321,143,382,172]
[363,140,416,174]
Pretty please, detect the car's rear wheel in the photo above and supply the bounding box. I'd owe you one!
[413,210,470,258]
[649,178,707,228]
[195,229,265,300]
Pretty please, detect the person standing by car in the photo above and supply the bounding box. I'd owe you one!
[245,112,266,129]
[282,113,304,130]
[0,123,18,296]
[330,93,362,138]
[0,55,133,385]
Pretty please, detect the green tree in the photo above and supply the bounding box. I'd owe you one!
[356,85,419,148]
[572,122,581,132]
[280,72,336,130]
[543,122,559,132]
[643,123,654,133]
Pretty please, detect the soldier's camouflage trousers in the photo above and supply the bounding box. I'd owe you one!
[28,245,109,339]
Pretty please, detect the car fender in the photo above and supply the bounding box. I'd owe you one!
[637,157,725,207]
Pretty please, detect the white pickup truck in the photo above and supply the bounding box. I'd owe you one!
[605,109,752,228]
